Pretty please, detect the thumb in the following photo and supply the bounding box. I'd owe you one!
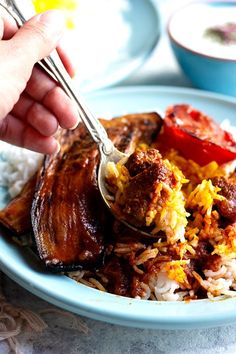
[10,10,66,70]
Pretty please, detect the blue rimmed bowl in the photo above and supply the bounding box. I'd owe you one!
[168,1,236,96]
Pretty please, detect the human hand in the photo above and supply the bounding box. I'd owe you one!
[0,7,80,154]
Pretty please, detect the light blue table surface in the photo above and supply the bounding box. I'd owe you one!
[1,1,236,353]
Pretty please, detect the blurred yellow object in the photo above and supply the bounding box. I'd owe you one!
[32,0,79,29]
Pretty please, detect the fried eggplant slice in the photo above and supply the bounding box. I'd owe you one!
[0,174,37,235]
[31,125,106,271]
[103,112,162,152]
[31,112,162,271]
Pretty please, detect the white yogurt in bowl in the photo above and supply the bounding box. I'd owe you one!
[168,1,236,95]
[169,2,236,60]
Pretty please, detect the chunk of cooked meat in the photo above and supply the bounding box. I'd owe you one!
[102,256,133,297]
[119,148,177,227]
[125,149,162,177]
[212,176,236,222]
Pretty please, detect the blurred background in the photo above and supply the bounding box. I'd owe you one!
[24,0,193,91]
[18,0,236,95]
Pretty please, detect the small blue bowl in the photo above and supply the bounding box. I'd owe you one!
[168,1,236,96]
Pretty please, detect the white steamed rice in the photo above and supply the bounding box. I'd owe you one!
[0,141,43,198]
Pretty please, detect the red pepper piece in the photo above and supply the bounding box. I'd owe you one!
[160,104,236,166]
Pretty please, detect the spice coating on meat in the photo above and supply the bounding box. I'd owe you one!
[102,257,132,296]
[212,176,236,222]
[120,149,177,227]
[125,149,162,177]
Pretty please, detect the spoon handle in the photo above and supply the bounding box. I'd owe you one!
[1,0,114,156]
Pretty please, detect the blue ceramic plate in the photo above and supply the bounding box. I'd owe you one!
[1,86,236,330]
[71,0,160,92]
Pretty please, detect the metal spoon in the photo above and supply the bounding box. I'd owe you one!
[0,0,155,237]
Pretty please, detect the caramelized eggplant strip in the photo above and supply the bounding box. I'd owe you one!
[32,125,105,270]
[0,174,37,235]
[32,112,162,271]
[103,112,162,153]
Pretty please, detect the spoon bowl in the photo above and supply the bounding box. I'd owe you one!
[98,147,155,237]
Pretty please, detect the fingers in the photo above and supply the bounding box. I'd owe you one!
[0,9,79,154]
[12,93,59,136]
[57,45,76,78]
[0,6,17,40]
[43,86,79,129]
[0,11,4,39]
[12,66,80,135]
[0,10,67,121]
[25,67,79,129]
[2,10,66,92]
[0,114,59,154]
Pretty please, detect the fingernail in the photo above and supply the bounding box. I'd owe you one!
[55,140,61,154]
[36,10,66,38]
[68,106,80,130]
[69,120,80,130]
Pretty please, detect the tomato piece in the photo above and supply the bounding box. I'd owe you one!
[160,104,236,166]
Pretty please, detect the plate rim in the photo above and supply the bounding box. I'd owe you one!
[86,84,236,103]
